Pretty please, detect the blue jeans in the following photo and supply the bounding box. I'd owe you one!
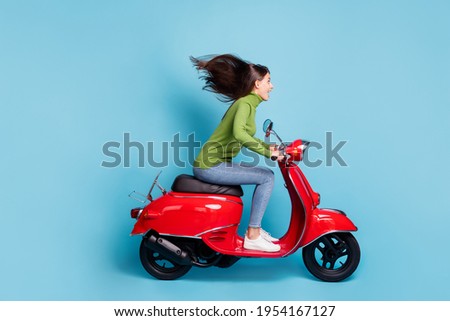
[193,162,274,228]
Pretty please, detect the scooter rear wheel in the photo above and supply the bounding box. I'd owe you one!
[302,232,360,282]
[139,239,192,280]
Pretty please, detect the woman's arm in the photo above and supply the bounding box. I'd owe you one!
[232,103,271,158]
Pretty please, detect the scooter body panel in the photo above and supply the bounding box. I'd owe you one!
[131,192,243,237]
[278,162,358,252]
[299,208,358,247]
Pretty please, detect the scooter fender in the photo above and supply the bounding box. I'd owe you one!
[299,208,358,247]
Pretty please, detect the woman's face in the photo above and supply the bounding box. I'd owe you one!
[254,73,274,101]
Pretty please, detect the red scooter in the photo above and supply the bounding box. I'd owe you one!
[129,120,360,281]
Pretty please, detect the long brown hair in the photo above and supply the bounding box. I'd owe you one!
[190,54,270,102]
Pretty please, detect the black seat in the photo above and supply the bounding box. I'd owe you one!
[171,174,243,197]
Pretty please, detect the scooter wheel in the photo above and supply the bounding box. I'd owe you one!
[302,232,360,282]
[139,239,192,280]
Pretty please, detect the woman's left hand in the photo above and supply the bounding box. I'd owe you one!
[271,149,284,161]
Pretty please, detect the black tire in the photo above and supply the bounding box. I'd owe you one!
[302,232,360,282]
[139,238,192,280]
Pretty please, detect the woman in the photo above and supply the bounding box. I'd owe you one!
[191,54,283,252]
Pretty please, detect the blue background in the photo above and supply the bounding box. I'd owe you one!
[1,0,449,300]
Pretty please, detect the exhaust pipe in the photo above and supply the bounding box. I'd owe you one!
[143,233,193,266]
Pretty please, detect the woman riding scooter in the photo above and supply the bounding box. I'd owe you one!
[191,54,283,252]
[128,55,360,281]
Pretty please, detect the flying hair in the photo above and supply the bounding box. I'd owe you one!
[190,54,269,102]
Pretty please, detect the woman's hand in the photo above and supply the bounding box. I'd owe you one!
[271,149,284,161]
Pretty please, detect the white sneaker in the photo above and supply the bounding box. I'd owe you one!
[244,235,281,252]
[260,228,279,242]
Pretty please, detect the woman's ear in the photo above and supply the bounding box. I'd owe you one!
[254,79,260,89]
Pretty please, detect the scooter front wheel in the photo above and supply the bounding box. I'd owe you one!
[302,232,360,282]
[139,239,192,280]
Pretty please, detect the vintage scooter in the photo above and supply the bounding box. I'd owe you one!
[129,120,360,281]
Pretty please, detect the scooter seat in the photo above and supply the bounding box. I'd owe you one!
[171,174,243,197]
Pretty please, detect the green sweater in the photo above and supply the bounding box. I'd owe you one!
[194,92,271,169]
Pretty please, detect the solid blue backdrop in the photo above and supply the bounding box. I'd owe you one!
[1,0,449,300]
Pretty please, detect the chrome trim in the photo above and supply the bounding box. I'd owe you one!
[128,191,149,204]
[130,224,238,239]
[320,208,347,216]
[300,230,356,248]
[195,224,238,237]
[160,233,202,239]
[131,232,202,239]
[170,193,243,206]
